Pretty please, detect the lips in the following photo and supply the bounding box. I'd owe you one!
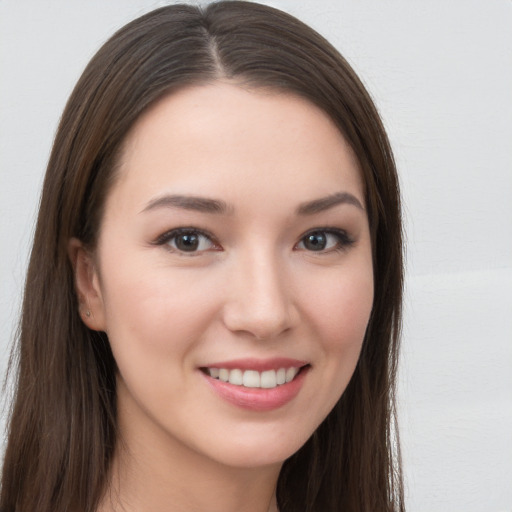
[200,358,309,411]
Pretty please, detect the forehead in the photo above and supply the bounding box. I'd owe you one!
[112,82,364,212]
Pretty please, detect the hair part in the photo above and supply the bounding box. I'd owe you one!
[1,3,404,511]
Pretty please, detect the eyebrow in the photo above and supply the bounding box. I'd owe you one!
[141,191,364,216]
[141,194,232,215]
[296,192,364,215]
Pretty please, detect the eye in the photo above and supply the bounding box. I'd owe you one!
[296,229,354,252]
[155,228,218,253]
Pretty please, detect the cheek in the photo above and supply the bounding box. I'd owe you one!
[97,254,221,362]
[301,259,374,398]
[307,265,374,347]
[97,260,226,422]
[323,282,373,383]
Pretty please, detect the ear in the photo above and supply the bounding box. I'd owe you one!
[68,238,107,331]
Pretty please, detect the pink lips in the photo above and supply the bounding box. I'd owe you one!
[200,358,309,412]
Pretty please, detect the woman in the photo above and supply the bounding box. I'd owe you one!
[1,2,404,511]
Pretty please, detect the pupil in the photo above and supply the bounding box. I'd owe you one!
[305,232,326,251]
[176,234,199,251]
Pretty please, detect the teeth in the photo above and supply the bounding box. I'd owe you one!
[285,367,297,383]
[243,370,260,388]
[261,370,276,388]
[206,367,301,389]
[228,369,243,385]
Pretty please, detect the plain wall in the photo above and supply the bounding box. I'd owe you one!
[1,1,511,510]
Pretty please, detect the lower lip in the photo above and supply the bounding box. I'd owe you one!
[201,367,309,412]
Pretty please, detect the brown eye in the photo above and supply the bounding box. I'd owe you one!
[174,233,200,251]
[297,229,354,252]
[302,232,328,251]
[156,229,217,253]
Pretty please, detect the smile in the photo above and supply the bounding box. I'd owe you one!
[205,367,301,389]
[200,360,310,411]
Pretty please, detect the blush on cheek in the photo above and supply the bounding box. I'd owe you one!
[317,285,373,340]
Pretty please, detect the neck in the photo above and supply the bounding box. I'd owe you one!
[97,407,281,512]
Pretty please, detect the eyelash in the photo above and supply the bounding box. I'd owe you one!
[153,227,354,255]
[153,228,220,255]
[296,228,355,253]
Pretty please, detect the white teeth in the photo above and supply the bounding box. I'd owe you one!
[206,366,302,389]
[260,370,277,388]
[243,370,260,388]
[285,367,298,383]
[228,369,243,385]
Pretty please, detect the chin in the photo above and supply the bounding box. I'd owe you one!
[192,424,314,470]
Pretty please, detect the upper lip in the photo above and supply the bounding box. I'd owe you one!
[200,358,309,372]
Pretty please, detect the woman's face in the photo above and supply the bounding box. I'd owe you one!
[80,82,373,469]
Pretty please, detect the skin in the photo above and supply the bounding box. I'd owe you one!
[70,82,374,512]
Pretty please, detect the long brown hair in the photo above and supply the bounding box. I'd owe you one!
[1,2,404,511]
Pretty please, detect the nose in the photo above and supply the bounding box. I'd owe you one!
[221,248,299,340]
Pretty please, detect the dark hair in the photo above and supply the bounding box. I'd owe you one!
[1,2,404,511]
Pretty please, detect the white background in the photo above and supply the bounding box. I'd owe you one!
[1,1,511,510]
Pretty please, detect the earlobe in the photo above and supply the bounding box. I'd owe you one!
[68,238,107,331]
